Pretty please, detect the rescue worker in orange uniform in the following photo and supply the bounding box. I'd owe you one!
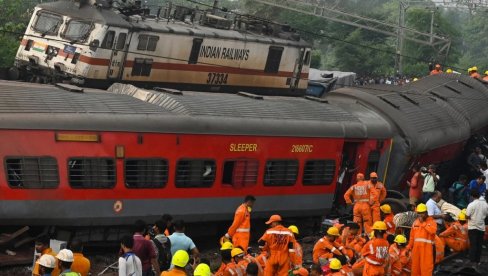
[258,214,298,276]
[228,248,247,276]
[288,225,303,267]
[312,226,349,265]
[344,173,379,234]
[370,172,386,224]
[361,221,390,276]
[327,258,343,276]
[225,195,256,251]
[407,203,437,276]
[216,242,234,276]
[340,222,366,260]
[380,204,396,236]
[254,251,268,275]
[388,234,411,276]
[434,235,445,264]
[33,236,60,276]
[161,250,189,276]
[469,66,481,79]
[439,212,469,252]
[483,70,488,81]
[336,255,354,276]
[430,64,443,75]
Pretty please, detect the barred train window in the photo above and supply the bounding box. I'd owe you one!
[303,159,336,186]
[264,160,298,186]
[137,35,159,51]
[125,159,168,188]
[222,159,258,187]
[68,158,116,188]
[132,58,153,76]
[5,157,59,188]
[176,159,215,188]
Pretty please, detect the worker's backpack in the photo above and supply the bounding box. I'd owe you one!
[153,235,172,271]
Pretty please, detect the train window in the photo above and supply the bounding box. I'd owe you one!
[102,31,115,49]
[132,58,153,76]
[116,33,128,50]
[62,20,92,42]
[68,158,116,189]
[188,38,203,64]
[32,11,62,36]
[175,159,216,188]
[264,160,298,186]
[303,160,336,186]
[304,50,311,65]
[125,159,168,188]
[222,159,258,187]
[264,46,284,73]
[366,150,380,177]
[137,35,159,51]
[5,157,59,189]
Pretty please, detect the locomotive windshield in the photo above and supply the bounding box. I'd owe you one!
[33,11,62,36]
[62,20,93,42]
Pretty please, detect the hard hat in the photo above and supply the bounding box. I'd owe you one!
[472,66,478,71]
[327,226,340,236]
[220,241,233,251]
[484,70,488,75]
[461,208,467,214]
[394,234,407,244]
[329,258,342,270]
[293,267,309,276]
[219,235,231,246]
[372,221,387,231]
[37,254,56,268]
[288,225,299,235]
[413,78,418,81]
[194,263,211,276]
[458,212,467,221]
[370,172,378,178]
[380,204,392,214]
[468,67,473,73]
[416,203,427,213]
[231,248,244,258]
[356,173,364,180]
[56,249,74,262]
[172,250,189,268]
[446,68,453,73]
[265,214,282,224]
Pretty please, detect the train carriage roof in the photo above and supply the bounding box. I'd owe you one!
[0,81,369,139]
[328,77,474,154]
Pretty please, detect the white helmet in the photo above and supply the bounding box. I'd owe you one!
[56,249,74,262]
[37,254,57,268]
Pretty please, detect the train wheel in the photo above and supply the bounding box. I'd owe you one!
[386,190,407,200]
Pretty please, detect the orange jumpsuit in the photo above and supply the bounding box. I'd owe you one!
[242,255,264,276]
[312,237,348,264]
[215,262,227,276]
[434,235,445,264]
[430,69,442,75]
[439,221,468,252]
[71,252,91,276]
[255,251,268,273]
[340,264,354,276]
[388,243,410,276]
[371,181,386,223]
[471,72,481,79]
[407,216,437,276]
[33,248,60,276]
[384,213,396,235]
[290,240,303,266]
[361,237,389,276]
[344,181,378,234]
[259,225,297,276]
[227,203,251,250]
[340,227,366,259]
[223,262,245,276]
[483,76,488,81]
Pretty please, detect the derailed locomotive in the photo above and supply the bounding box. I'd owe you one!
[13,0,311,95]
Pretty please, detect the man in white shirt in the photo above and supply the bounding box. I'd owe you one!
[119,235,142,276]
[480,163,488,185]
[466,190,488,265]
[426,191,448,233]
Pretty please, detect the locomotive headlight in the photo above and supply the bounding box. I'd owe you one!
[53,48,59,56]
[47,47,54,55]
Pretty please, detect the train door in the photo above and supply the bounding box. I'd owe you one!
[106,28,129,80]
[290,48,306,89]
[334,142,362,205]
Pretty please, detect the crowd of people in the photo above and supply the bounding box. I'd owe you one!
[32,165,488,276]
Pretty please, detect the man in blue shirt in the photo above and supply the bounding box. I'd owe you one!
[168,220,200,265]
[468,176,486,200]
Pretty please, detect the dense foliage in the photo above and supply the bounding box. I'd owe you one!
[1,0,487,77]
